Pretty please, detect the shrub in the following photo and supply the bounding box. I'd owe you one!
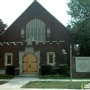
[0,74,13,79]
[40,74,63,79]
[6,65,15,76]
[41,64,52,75]
[58,64,68,76]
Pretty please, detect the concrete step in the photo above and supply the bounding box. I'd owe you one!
[17,74,39,77]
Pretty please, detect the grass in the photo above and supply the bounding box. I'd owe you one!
[0,75,13,79]
[0,81,8,85]
[22,81,90,89]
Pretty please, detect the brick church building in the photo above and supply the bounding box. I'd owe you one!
[0,0,75,75]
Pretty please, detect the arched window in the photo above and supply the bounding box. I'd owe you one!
[26,19,46,42]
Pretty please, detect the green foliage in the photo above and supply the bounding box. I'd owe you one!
[6,65,15,76]
[0,19,7,34]
[58,64,69,76]
[0,81,8,85]
[67,0,90,23]
[41,64,51,75]
[67,0,90,56]
[0,74,13,79]
[40,74,65,79]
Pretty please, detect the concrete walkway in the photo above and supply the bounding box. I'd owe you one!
[0,76,90,90]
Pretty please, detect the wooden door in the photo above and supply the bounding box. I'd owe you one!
[23,54,37,74]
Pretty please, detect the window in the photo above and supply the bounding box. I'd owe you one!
[5,53,13,66]
[47,52,55,66]
[7,55,11,64]
[49,54,53,63]
[26,19,46,42]
[21,28,24,39]
[47,27,50,40]
[47,27,50,35]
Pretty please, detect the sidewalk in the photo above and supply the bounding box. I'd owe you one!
[0,77,90,90]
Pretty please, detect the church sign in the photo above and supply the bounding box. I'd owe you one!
[76,57,90,72]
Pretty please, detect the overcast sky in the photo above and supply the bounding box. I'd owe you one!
[0,0,70,27]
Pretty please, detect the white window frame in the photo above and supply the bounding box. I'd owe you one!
[26,19,46,42]
[47,27,50,36]
[47,52,55,66]
[5,53,13,66]
[21,28,24,38]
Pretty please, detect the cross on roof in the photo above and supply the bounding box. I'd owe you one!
[34,0,37,2]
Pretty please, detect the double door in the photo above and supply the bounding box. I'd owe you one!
[23,53,37,74]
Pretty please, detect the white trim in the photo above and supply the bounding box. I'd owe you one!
[19,47,40,75]
[47,52,55,66]
[59,41,65,43]
[36,42,38,45]
[0,42,3,46]
[10,42,17,45]
[4,53,13,67]
[3,42,10,45]
[0,41,62,46]
[52,41,57,43]
[43,42,45,44]
[45,41,50,43]
[16,42,23,45]
[57,43,60,44]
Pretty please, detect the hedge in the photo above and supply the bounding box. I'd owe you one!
[41,64,51,75]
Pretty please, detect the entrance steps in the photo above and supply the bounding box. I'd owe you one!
[18,74,39,77]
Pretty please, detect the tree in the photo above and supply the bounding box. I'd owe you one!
[67,0,90,56]
[0,19,7,34]
[67,0,90,24]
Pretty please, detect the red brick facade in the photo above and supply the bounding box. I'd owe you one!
[0,1,75,75]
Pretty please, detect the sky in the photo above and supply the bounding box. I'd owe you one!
[0,0,70,27]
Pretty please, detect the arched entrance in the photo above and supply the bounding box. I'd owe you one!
[23,53,37,74]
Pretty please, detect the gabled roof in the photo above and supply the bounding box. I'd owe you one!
[6,0,65,30]
[1,0,73,42]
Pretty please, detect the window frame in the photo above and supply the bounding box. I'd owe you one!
[47,52,55,66]
[26,19,46,42]
[5,53,13,66]
[21,28,24,39]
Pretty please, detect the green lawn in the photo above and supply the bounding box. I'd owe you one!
[0,75,13,79]
[0,81,7,85]
[22,81,90,89]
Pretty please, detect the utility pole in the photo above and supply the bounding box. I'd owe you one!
[70,44,72,87]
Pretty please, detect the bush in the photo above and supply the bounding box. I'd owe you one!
[58,64,68,76]
[6,65,15,76]
[40,74,63,79]
[41,64,52,75]
[0,75,13,79]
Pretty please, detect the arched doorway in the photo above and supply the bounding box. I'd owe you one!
[23,53,37,74]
